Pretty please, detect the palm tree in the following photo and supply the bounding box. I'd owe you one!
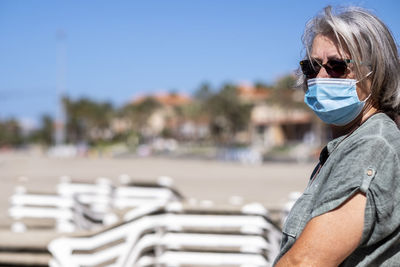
[62,97,114,144]
[205,83,252,144]
[0,119,23,147]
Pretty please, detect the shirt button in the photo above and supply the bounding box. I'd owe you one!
[367,169,373,176]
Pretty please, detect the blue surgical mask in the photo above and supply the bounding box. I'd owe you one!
[304,78,369,126]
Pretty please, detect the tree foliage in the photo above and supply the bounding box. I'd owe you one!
[254,81,273,91]
[0,73,306,148]
[63,97,114,143]
[275,74,296,91]
[29,115,54,146]
[194,82,213,102]
[267,74,307,109]
[0,119,24,147]
[204,83,252,143]
[121,97,161,130]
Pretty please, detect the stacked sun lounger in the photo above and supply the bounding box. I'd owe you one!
[8,175,182,232]
[6,176,282,267]
[48,202,281,267]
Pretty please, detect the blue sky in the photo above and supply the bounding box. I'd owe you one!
[1,0,399,126]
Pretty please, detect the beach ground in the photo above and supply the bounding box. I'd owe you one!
[0,151,314,228]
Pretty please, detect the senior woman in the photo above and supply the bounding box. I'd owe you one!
[274,6,400,267]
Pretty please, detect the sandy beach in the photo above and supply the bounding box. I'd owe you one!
[0,151,314,228]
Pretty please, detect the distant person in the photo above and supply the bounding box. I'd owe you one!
[274,5,400,266]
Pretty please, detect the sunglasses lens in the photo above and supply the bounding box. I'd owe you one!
[326,60,348,78]
[300,60,319,79]
[300,59,349,78]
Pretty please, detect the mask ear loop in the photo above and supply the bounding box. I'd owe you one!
[356,71,373,102]
[362,94,372,103]
[355,71,373,84]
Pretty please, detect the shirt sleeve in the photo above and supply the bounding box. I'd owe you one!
[309,135,400,246]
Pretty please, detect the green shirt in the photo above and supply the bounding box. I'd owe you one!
[274,113,400,266]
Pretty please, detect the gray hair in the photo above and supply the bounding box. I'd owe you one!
[298,5,400,116]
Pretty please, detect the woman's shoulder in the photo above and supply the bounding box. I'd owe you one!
[359,113,399,136]
[345,113,400,153]
[311,114,400,219]
[322,113,400,188]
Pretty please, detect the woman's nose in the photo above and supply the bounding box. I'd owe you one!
[316,65,330,78]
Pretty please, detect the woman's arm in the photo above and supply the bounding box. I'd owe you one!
[275,192,366,267]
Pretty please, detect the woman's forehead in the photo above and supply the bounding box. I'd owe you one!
[311,34,350,60]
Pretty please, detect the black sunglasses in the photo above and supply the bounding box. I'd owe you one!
[300,59,353,79]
